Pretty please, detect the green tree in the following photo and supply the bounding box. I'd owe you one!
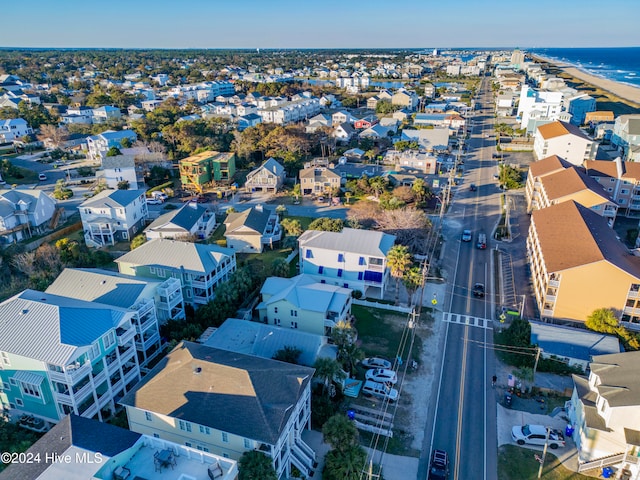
[313,357,346,397]
[402,266,423,304]
[117,180,130,190]
[586,308,619,334]
[275,204,287,218]
[52,179,73,200]
[272,346,302,364]
[411,178,428,203]
[17,101,54,128]
[368,176,388,198]
[322,414,359,453]
[280,218,302,237]
[106,146,122,157]
[323,445,368,480]
[387,245,412,305]
[291,183,301,202]
[308,217,344,232]
[130,234,147,250]
[271,258,289,278]
[120,137,132,148]
[238,450,277,480]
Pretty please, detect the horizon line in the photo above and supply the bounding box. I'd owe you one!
[1,46,639,51]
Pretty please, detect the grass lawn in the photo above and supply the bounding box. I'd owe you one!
[283,214,314,230]
[2,164,39,184]
[238,246,293,276]
[498,445,594,480]
[207,223,226,244]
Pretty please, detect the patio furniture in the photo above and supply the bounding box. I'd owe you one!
[113,465,131,480]
[208,461,224,479]
[156,449,175,470]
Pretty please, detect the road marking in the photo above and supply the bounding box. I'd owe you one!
[454,325,469,480]
[442,312,493,330]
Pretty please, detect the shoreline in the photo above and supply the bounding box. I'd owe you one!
[530,54,640,107]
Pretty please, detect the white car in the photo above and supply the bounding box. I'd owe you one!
[361,380,399,402]
[511,424,565,449]
[361,357,392,370]
[462,229,472,242]
[146,197,163,205]
[365,368,398,385]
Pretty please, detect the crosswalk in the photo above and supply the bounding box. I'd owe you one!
[442,311,493,330]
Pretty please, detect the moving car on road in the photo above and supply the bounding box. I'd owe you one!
[469,183,477,192]
[361,357,392,370]
[462,229,472,242]
[511,424,565,449]
[428,449,450,479]
[476,233,487,249]
[38,173,47,181]
[472,283,485,298]
[365,368,398,385]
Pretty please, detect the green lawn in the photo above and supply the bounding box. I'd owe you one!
[1,164,39,184]
[238,246,294,277]
[283,215,314,230]
[498,445,594,480]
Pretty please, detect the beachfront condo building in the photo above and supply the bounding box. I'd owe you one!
[533,121,596,165]
[611,114,640,160]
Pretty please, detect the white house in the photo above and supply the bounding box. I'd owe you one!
[144,202,217,241]
[99,155,142,190]
[244,157,286,193]
[92,105,122,123]
[517,85,564,132]
[298,228,396,299]
[79,189,148,247]
[533,120,596,165]
[0,118,33,143]
[87,130,138,161]
[0,189,57,244]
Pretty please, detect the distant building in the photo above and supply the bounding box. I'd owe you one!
[86,130,138,161]
[611,114,640,160]
[223,204,282,253]
[0,118,33,143]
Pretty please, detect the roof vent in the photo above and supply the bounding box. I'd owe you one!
[20,309,28,315]
[101,280,107,285]
[193,366,202,375]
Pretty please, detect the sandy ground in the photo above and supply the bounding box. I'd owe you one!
[532,54,640,105]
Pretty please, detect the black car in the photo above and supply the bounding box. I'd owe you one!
[469,183,477,192]
[472,283,485,298]
[428,449,449,480]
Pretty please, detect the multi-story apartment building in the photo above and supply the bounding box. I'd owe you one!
[298,228,396,299]
[611,114,640,160]
[115,239,236,307]
[525,162,618,225]
[121,342,316,479]
[533,120,596,165]
[0,290,141,429]
[525,155,573,209]
[257,97,321,125]
[526,201,640,328]
[257,274,352,336]
[517,85,564,132]
[584,158,640,217]
[299,166,341,196]
[79,189,148,247]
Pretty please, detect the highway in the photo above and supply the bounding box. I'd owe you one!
[419,76,503,480]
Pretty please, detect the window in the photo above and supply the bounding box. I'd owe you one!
[337,269,343,277]
[197,445,210,452]
[305,249,313,259]
[9,378,17,386]
[369,257,383,266]
[2,382,9,390]
[221,432,229,443]
[274,307,278,314]
[291,321,298,329]
[199,425,211,435]
[179,420,192,432]
[291,310,297,317]
[318,266,324,274]
[157,269,166,278]
[223,453,229,459]
[149,267,157,274]
[359,257,366,266]
[244,439,252,449]
[358,272,363,280]
[8,403,15,409]
[1,352,10,366]
[145,411,152,421]
[15,398,23,407]
[21,382,41,399]
[153,433,159,438]
[344,283,349,288]
[338,253,344,262]
[185,442,192,447]
[88,343,100,361]
[103,331,115,349]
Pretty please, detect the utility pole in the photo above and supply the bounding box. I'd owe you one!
[533,346,541,382]
[537,427,551,478]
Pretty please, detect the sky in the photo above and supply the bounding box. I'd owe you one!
[1,0,639,49]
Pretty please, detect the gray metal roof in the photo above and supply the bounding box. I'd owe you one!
[46,268,158,308]
[0,189,50,217]
[589,351,640,407]
[120,341,314,445]
[298,227,396,257]
[260,274,350,314]
[145,203,207,233]
[0,290,129,366]
[224,206,273,235]
[100,154,136,170]
[530,322,620,362]
[115,238,234,275]
[80,189,146,209]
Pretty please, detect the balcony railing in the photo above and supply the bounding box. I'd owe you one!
[117,326,136,346]
[48,361,92,385]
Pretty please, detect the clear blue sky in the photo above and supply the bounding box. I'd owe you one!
[2,0,638,49]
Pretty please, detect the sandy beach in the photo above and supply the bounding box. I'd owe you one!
[531,54,640,106]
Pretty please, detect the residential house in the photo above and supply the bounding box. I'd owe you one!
[0,414,238,480]
[0,118,33,143]
[393,109,412,122]
[42,132,90,152]
[115,239,236,307]
[237,112,261,131]
[257,274,352,336]
[179,151,237,193]
[332,122,355,142]
[223,204,282,253]
[526,200,640,328]
[305,113,332,133]
[202,318,336,367]
[298,228,396,299]
[379,117,400,132]
[244,157,286,193]
[86,130,138,161]
[359,124,391,140]
[585,111,615,126]
[92,105,122,123]
[45,267,182,367]
[299,166,341,196]
[392,89,419,110]
[611,114,640,160]
[568,351,640,470]
[401,128,450,153]
[529,322,620,371]
[331,110,356,126]
[80,189,148,247]
[584,158,640,216]
[525,165,618,225]
[354,115,378,129]
[100,154,142,190]
[144,202,217,242]
[0,189,57,244]
[533,121,596,165]
[383,149,437,174]
[120,341,317,479]
[0,289,141,426]
[496,94,517,116]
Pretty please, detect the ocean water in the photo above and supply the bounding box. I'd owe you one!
[530,47,640,88]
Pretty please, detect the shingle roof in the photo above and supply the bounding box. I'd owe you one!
[531,201,640,275]
[80,189,145,209]
[115,238,234,275]
[529,155,572,178]
[537,120,591,141]
[46,268,157,308]
[530,322,620,362]
[298,227,396,257]
[119,341,314,445]
[589,351,640,407]
[584,159,640,181]
[539,167,611,205]
[145,203,207,233]
[0,415,141,480]
[224,206,273,235]
[299,167,341,181]
[0,290,128,366]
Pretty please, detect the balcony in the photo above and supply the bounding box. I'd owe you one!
[542,308,554,317]
[141,330,160,349]
[72,380,94,403]
[48,361,92,385]
[548,279,560,288]
[118,344,136,364]
[54,390,73,405]
[117,326,136,346]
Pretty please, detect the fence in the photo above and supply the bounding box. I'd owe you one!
[22,221,83,252]
[352,299,413,314]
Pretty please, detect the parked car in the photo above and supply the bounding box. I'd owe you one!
[365,368,398,385]
[38,173,47,181]
[472,283,485,298]
[511,424,565,449]
[428,449,450,480]
[361,380,399,402]
[462,229,472,242]
[146,197,163,205]
[151,191,168,201]
[361,357,392,370]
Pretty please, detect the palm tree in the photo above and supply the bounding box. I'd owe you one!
[387,245,412,305]
[291,183,301,202]
[323,445,367,480]
[411,178,427,203]
[402,265,423,305]
[313,358,346,397]
[368,176,387,198]
[337,342,364,376]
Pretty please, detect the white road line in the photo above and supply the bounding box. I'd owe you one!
[442,312,494,330]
